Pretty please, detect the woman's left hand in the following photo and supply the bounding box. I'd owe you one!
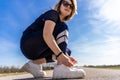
[69,56,77,65]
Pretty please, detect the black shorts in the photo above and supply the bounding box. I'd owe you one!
[20,30,71,62]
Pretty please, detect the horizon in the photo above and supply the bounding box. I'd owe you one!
[0,0,120,67]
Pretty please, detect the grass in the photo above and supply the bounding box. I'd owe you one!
[102,66,120,70]
[0,72,27,77]
[84,65,120,70]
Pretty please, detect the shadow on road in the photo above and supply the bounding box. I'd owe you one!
[14,77,83,80]
[14,77,52,80]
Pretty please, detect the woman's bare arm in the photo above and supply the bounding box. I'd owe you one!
[43,20,74,67]
[43,20,62,55]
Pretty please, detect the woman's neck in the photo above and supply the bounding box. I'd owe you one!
[59,14,65,22]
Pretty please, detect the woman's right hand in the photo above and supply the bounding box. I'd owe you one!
[57,53,74,67]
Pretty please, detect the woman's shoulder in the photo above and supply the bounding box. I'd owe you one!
[42,9,60,22]
[44,9,58,15]
[46,9,58,13]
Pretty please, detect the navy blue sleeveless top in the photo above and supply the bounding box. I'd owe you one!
[23,9,69,39]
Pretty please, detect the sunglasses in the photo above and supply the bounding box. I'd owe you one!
[62,1,74,10]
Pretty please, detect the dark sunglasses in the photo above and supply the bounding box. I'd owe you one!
[62,1,74,10]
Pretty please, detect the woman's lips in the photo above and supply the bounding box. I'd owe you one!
[65,9,70,12]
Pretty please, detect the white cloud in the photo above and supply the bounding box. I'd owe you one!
[88,0,106,10]
[88,0,120,35]
[70,36,120,65]
[70,0,120,65]
[99,0,120,21]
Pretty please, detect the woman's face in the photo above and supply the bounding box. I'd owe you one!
[60,0,73,17]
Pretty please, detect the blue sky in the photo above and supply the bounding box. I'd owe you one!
[0,0,120,67]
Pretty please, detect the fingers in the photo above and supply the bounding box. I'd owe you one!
[58,54,75,67]
[72,60,77,64]
[65,59,74,67]
[65,62,73,67]
[70,57,78,64]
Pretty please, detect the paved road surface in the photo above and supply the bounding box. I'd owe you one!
[0,68,120,80]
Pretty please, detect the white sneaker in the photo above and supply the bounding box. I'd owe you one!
[53,64,86,79]
[22,61,46,78]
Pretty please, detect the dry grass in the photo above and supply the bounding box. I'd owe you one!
[0,72,27,77]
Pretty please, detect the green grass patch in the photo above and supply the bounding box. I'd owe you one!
[84,65,120,70]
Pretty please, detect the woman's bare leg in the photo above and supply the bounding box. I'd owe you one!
[32,58,46,64]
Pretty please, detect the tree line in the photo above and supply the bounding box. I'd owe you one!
[0,65,54,73]
[83,64,120,69]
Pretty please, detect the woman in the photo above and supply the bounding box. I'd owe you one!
[20,0,86,79]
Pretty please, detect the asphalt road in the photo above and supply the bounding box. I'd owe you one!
[0,68,120,80]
